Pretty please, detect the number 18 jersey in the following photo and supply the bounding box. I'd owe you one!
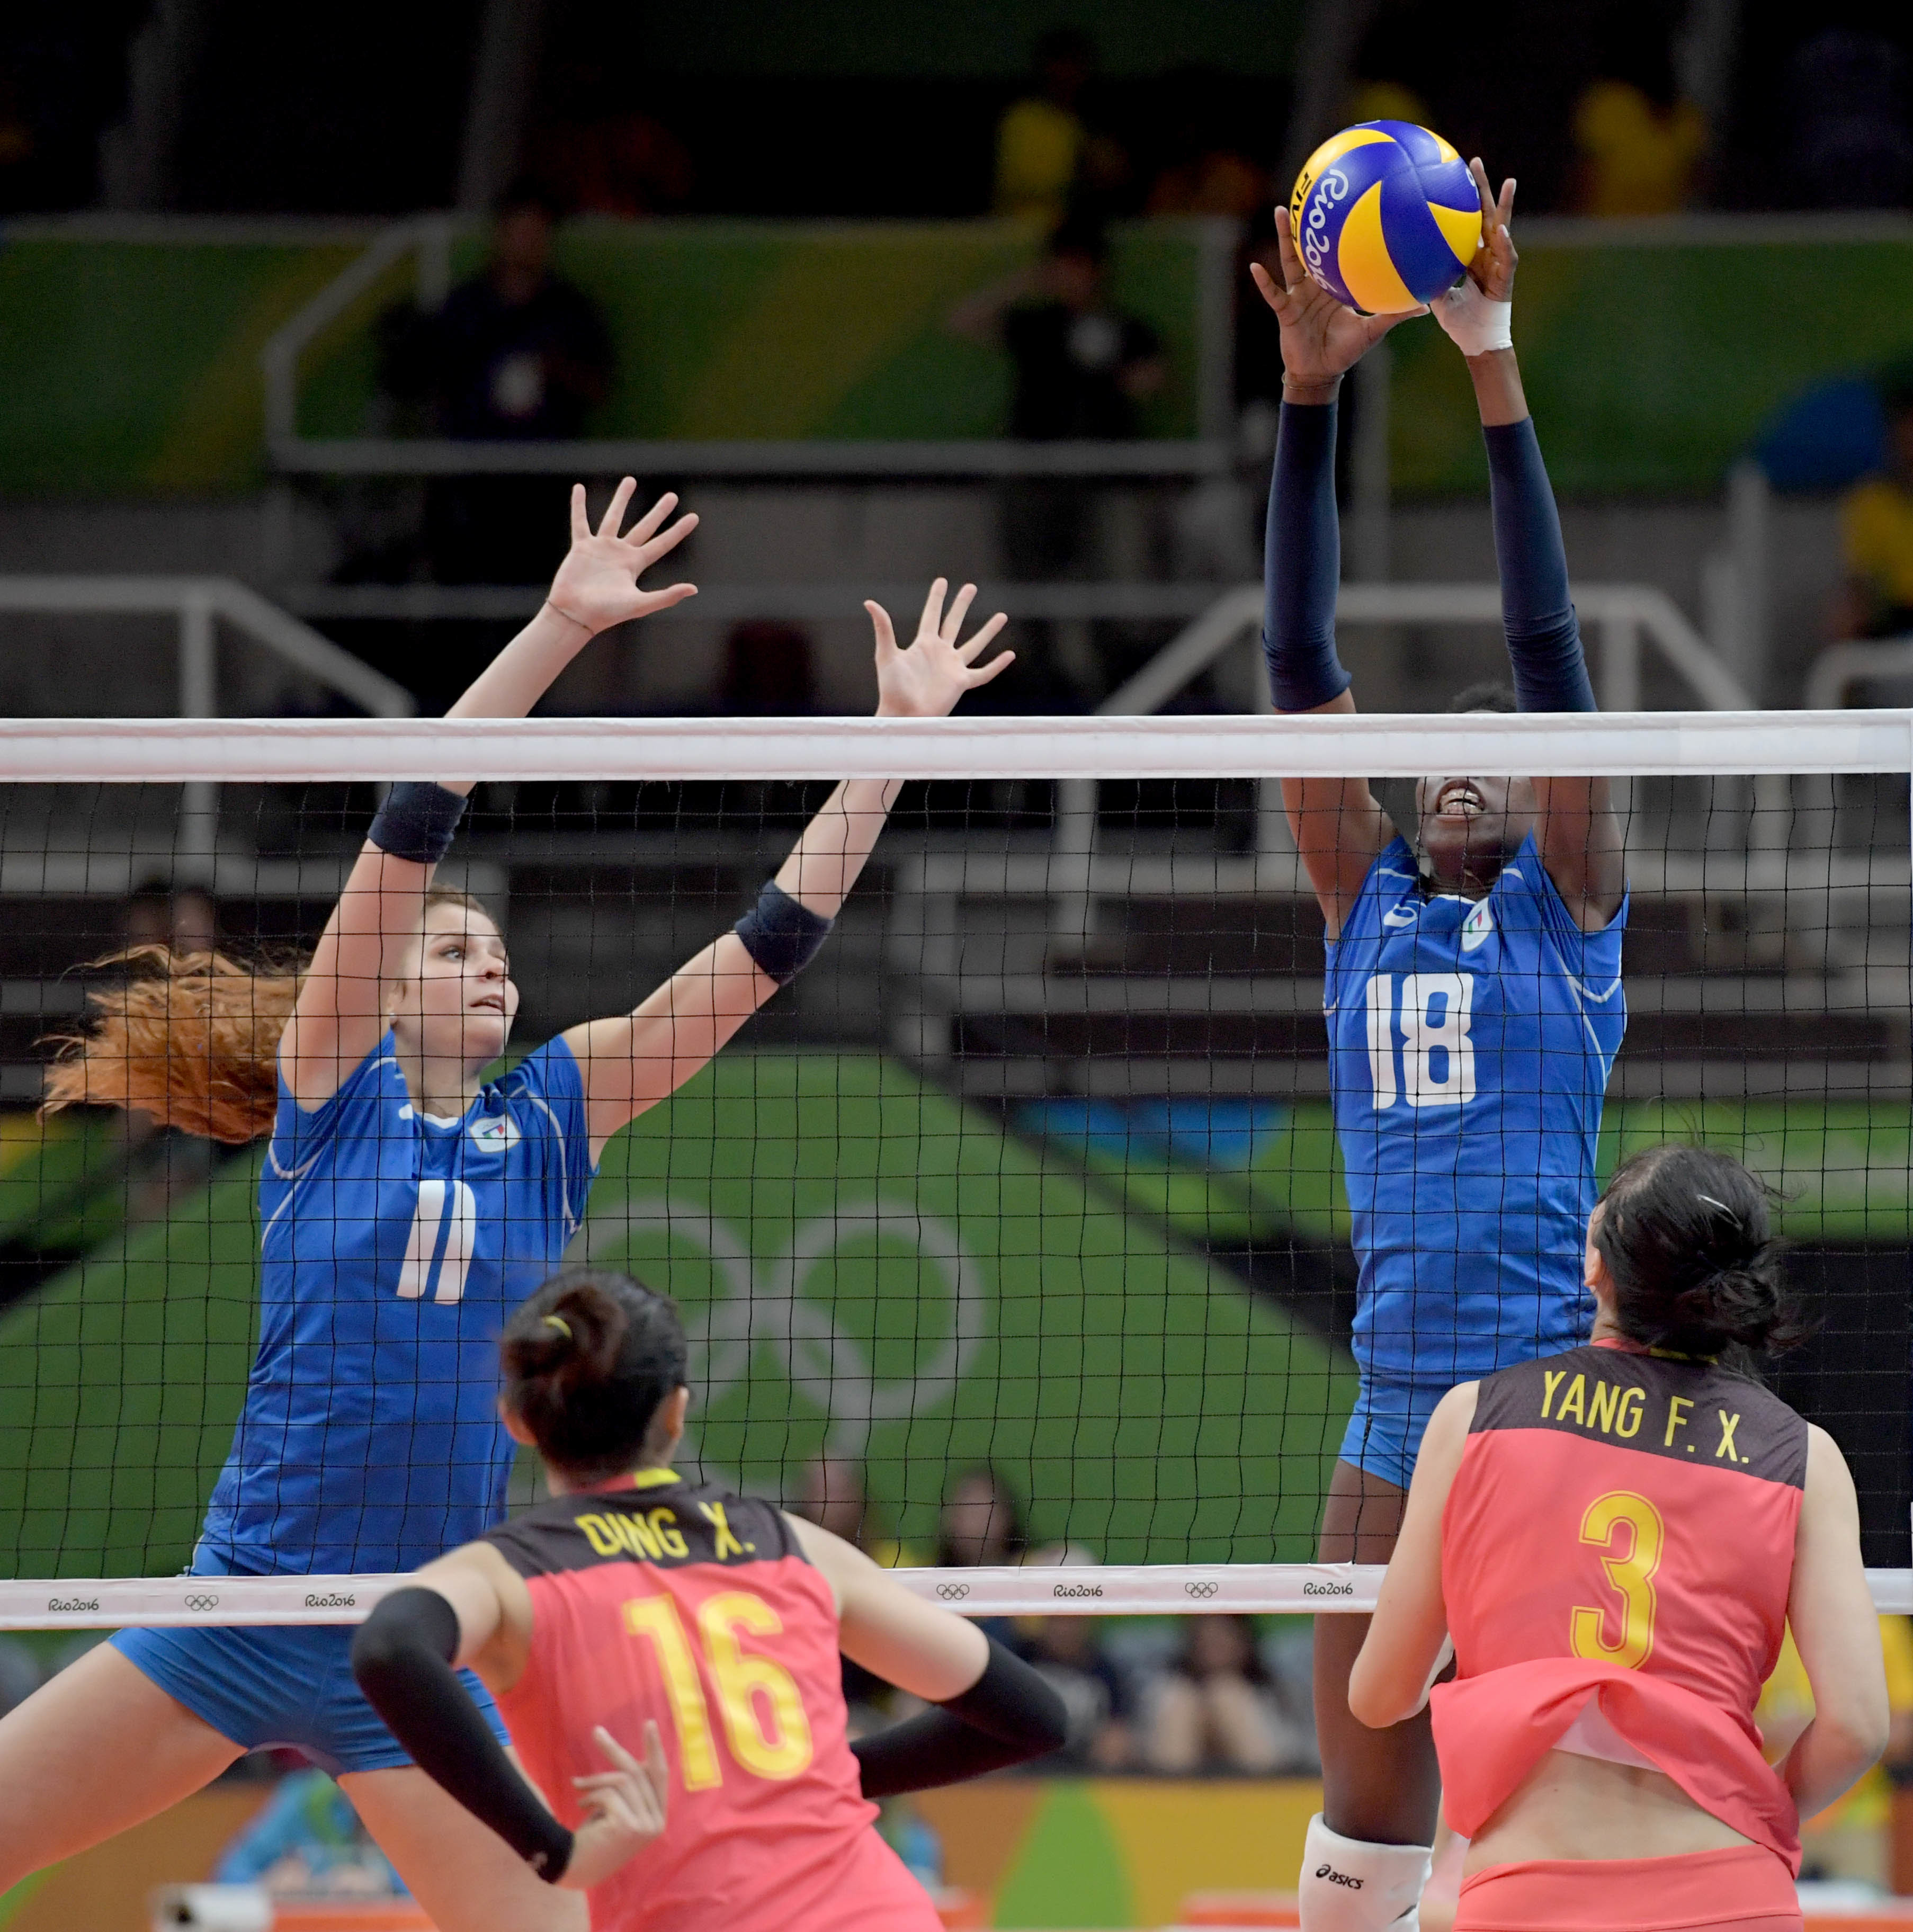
[1324,832,1627,1384]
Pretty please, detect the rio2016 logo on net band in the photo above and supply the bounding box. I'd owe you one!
[571,1196,990,1464]
[1301,167,1351,285]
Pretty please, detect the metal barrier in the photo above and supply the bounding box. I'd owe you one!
[259,216,1238,482]
[1804,636,1913,711]
[0,576,414,876]
[1052,580,1755,897]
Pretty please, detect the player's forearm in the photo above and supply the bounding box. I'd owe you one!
[1263,397,1351,713]
[1482,404,1595,714]
[1466,347,1527,428]
[444,603,595,731]
[1782,1712,1886,1822]
[774,779,902,918]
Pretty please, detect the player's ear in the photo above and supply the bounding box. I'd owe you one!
[651,1384,691,1459]
[497,1396,536,1446]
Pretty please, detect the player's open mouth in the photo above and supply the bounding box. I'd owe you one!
[1434,781,1486,818]
[470,995,506,1013]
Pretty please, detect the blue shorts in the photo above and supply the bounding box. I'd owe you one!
[112,1551,507,1776]
[1338,1376,1453,1489]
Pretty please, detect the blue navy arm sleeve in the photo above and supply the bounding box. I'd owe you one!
[1262,400,1352,713]
[1485,416,1596,713]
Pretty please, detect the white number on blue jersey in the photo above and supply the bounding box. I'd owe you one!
[397,1178,478,1304]
[1365,972,1477,1111]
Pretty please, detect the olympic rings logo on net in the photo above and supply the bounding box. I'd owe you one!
[571,1196,992,1461]
[935,1582,971,1601]
[182,1594,221,1612]
[1184,1579,1220,1600]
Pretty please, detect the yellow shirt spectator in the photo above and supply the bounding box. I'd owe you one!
[994,96,1084,224]
[1842,476,1913,614]
[1757,1614,1913,1878]
[1572,79,1706,217]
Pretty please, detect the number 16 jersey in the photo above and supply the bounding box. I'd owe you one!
[1324,831,1627,1385]
[484,1473,941,1932]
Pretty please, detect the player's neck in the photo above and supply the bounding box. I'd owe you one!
[395,1044,482,1121]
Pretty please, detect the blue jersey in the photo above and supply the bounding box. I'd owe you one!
[1324,831,1626,1385]
[200,1033,595,1575]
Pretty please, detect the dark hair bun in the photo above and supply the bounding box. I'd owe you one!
[1594,1146,1799,1361]
[501,1269,689,1475]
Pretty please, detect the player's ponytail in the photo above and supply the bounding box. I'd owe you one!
[501,1269,689,1477]
[1593,1144,1800,1362]
[38,887,495,1146]
[40,945,305,1144]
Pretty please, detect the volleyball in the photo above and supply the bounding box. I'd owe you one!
[1289,120,1482,314]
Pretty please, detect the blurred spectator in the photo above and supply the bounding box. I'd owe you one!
[530,110,695,217]
[951,220,1164,443]
[951,220,1164,707]
[1831,368,1913,641]
[720,621,820,715]
[124,881,219,959]
[214,1768,403,1895]
[790,1456,919,1732]
[1786,30,1913,211]
[1755,1614,1913,1885]
[1143,67,1269,220]
[936,1466,1026,1568]
[379,181,614,589]
[1017,1616,1133,1769]
[993,27,1096,225]
[1569,16,1707,217]
[789,1454,922,1567]
[1139,1616,1312,1775]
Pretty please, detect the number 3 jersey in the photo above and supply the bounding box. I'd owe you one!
[200,1032,595,1576]
[1431,1340,1807,1866]
[483,1473,942,1932]
[1324,830,1627,1384]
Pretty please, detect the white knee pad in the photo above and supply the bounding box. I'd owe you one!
[1299,1815,1433,1932]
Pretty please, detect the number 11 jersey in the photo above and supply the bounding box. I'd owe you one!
[1324,831,1627,1385]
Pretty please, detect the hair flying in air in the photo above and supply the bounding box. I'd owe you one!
[39,887,491,1145]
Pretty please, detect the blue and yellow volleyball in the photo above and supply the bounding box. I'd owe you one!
[1289,121,1481,314]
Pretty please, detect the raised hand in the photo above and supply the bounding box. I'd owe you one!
[1462,158,1517,302]
[546,480,698,637]
[559,1721,669,1892]
[1249,207,1425,397]
[868,578,1013,718]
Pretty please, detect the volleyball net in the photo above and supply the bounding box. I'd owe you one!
[0,710,1909,1627]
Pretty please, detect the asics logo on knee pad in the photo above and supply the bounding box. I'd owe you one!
[1315,1866,1364,1888]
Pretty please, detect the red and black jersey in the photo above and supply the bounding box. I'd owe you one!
[1430,1339,1808,1866]
[483,1471,940,1932]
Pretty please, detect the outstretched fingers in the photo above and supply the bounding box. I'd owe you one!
[940,582,978,642]
[596,476,639,540]
[621,487,681,547]
[957,610,1008,663]
[570,483,591,544]
[634,508,699,568]
[917,575,948,641]
[1274,205,1306,290]
[865,599,900,663]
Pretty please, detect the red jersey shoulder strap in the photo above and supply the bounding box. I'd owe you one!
[1472,1345,1807,1490]
[483,1479,804,1580]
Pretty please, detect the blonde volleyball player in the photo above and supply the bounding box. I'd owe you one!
[1,482,1011,1931]
[1352,1144,1887,1932]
